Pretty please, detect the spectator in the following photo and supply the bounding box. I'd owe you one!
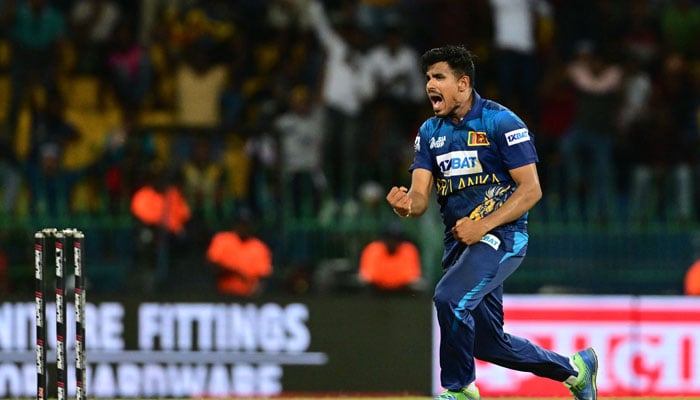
[534,50,576,223]
[267,0,312,31]
[206,212,273,297]
[364,23,424,107]
[69,0,121,75]
[27,142,83,218]
[628,52,696,225]
[302,0,373,217]
[358,226,423,292]
[129,170,191,291]
[236,26,289,219]
[363,23,425,187]
[4,0,66,138]
[617,53,653,138]
[145,1,238,109]
[100,107,162,213]
[174,38,228,129]
[139,0,187,46]
[26,92,80,165]
[620,0,661,69]
[489,0,553,123]
[24,93,84,217]
[243,105,280,220]
[180,136,227,221]
[274,27,324,109]
[105,20,153,112]
[173,38,229,163]
[273,85,326,219]
[560,40,622,224]
[617,51,654,225]
[553,0,625,61]
[130,178,191,235]
[355,0,402,42]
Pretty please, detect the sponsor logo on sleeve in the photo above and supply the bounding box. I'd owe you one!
[505,128,530,146]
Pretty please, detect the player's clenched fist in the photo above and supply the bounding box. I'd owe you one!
[451,217,485,246]
[386,186,412,217]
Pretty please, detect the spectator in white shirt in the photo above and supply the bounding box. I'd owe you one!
[303,0,373,218]
[364,23,424,106]
[489,0,552,123]
[273,85,326,219]
[363,23,425,186]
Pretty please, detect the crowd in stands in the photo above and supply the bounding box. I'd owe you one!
[1,0,700,295]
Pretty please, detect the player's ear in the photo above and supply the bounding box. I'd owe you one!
[459,75,470,92]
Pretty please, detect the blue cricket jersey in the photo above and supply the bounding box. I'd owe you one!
[409,91,539,268]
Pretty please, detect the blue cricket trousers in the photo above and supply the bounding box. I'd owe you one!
[434,230,576,390]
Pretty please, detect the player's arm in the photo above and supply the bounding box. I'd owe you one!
[481,163,542,229]
[386,168,433,218]
[452,163,541,245]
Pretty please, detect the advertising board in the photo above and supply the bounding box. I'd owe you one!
[432,295,700,397]
[4,294,697,397]
[0,296,433,397]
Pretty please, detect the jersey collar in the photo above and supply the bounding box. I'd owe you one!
[447,90,483,127]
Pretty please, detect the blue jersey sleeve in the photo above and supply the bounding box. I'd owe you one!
[492,111,539,169]
[409,121,434,173]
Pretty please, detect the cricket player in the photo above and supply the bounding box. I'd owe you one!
[386,45,598,400]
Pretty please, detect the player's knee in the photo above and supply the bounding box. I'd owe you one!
[433,287,464,315]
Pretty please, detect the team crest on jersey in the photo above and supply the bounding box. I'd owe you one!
[469,185,511,221]
[467,131,489,146]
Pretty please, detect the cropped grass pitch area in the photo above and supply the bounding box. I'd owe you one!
[212,398,700,400]
[8,392,688,400]
[6,397,692,400]
[221,398,700,400]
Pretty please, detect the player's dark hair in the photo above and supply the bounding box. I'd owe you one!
[421,45,475,84]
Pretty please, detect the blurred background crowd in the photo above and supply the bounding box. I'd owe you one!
[1,0,700,298]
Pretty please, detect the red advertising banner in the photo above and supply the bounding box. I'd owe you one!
[432,295,700,397]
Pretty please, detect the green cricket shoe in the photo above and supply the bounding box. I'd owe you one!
[564,347,598,400]
[435,385,480,400]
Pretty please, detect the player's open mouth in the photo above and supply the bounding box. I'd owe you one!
[429,94,443,110]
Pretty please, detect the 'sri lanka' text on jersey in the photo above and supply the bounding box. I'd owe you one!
[409,91,538,229]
